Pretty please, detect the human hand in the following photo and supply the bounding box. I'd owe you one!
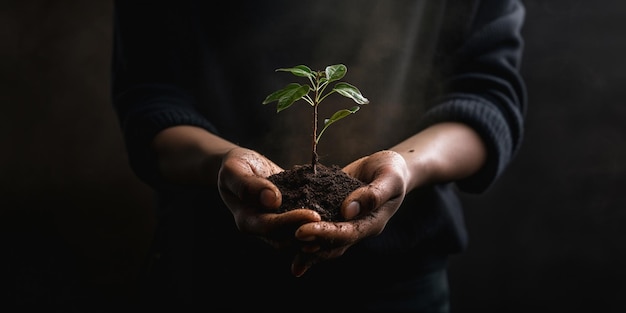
[217,147,322,249]
[290,150,410,276]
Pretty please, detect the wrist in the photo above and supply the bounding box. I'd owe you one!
[390,122,487,190]
[153,125,238,186]
[395,149,436,191]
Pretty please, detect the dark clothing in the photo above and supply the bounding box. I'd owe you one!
[111,0,526,312]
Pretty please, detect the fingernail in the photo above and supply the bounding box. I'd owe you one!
[260,188,277,207]
[345,201,360,219]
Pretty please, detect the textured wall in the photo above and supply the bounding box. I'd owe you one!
[0,0,155,309]
[1,0,625,312]
[449,1,626,312]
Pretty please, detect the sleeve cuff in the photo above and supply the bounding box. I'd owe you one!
[417,93,513,193]
[114,83,218,190]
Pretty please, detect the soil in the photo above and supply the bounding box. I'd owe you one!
[268,163,365,222]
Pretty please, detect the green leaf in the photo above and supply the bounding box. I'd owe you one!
[325,106,360,125]
[262,83,298,104]
[316,106,360,142]
[262,83,310,112]
[325,64,346,83]
[276,65,314,79]
[333,82,369,105]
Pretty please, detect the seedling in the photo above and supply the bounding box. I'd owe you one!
[262,64,369,174]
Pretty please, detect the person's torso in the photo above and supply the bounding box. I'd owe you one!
[189,0,470,168]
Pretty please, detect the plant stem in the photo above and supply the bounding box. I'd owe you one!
[311,79,319,174]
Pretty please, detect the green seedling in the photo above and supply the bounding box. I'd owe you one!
[262,64,369,174]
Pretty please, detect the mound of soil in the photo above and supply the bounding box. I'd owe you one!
[268,163,365,222]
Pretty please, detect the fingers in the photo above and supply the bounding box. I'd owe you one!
[260,188,280,208]
[290,241,349,277]
[218,178,281,233]
[343,183,402,231]
[253,209,322,236]
[291,222,356,277]
[219,156,282,210]
[341,150,408,221]
[239,209,323,251]
[343,201,361,220]
[295,220,372,250]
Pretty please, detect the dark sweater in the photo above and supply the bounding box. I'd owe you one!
[111,0,526,310]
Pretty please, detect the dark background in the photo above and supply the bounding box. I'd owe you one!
[2,1,625,312]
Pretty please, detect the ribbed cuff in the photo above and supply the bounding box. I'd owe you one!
[418,93,513,193]
[115,84,218,190]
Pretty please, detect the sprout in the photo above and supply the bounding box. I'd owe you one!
[262,64,369,174]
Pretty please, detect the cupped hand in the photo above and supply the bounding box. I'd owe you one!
[217,147,322,249]
[290,150,410,276]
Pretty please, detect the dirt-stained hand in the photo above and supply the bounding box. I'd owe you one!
[218,147,322,250]
[290,150,409,276]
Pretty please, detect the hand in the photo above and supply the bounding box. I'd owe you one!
[290,150,410,276]
[217,147,322,249]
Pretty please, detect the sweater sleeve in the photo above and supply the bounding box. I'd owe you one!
[110,0,216,190]
[419,0,527,193]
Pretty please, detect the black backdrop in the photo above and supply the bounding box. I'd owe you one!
[2,1,625,312]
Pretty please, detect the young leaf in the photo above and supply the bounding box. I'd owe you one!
[325,64,347,83]
[333,82,369,105]
[316,106,360,143]
[262,83,310,112]
[262,64,369,172]
[276,65,314,79]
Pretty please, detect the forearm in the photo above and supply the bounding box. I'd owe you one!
[390,122,487,191]
[401,0,525,193]
[152,125,239,187]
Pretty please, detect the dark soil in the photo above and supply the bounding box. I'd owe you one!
[268,163,365,222]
